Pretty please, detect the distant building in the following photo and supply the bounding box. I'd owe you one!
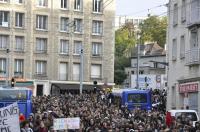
[167,0,200,112]
[0,0,115,96]
[125,43,167,89]
[115,16,147,30]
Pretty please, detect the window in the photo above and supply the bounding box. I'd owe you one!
[191,0,200,23]
[36,15,48,30]
[92,42,102,56]
[139,70,144,74]
[74,19,82,33]
[93,0,102,13]
[36,38,47,53]
[172,39,177,60]
[60,39,69,54]
[36,61,47,75]
[190,30,198,48]
[0,35,8,49]
[180,35,185,59]
[16,0,23,4]
[92,20,103,35]
[60,17,69,32]
[173,4,178,26]
[61,0,67,9]
[0,11,9,27]
[15,36,24,51]
[15,12,24,27]
[0,0,8,2]
[128,94,147,103]
[0,58,6,74]
[14,59,23,77]
[181,0,186,22]
[91,64,101,79]
[59,62,68,80]
[37,0,48,7]
[74,0,82,11]
[74,41,82,55]
[0,90,27,100]
[73,63,80,81]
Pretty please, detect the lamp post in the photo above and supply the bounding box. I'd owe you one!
[6,49,9,87]
[80,48,83,94]
[136,32,141,89]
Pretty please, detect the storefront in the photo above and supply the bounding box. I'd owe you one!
[179,82,199,111]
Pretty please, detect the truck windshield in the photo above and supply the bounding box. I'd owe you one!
[175,112,198,121]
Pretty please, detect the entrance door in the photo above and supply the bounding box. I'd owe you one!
[36,85,43,96]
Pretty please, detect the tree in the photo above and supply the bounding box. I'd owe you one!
[139,16,167,47]
[115,22,136,57]
[114,23,136,85]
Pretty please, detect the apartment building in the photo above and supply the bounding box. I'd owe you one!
[0,0,115,96]
[167,0,200,112]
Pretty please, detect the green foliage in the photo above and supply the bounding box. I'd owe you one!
[114,56,131,85]
[114,23,135,85]
[140,16,167,47]
[115,23,136,57]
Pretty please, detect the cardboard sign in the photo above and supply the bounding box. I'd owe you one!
[54,117,80,130]
[0,102,20,132]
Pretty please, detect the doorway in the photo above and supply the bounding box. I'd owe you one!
[36,85,43,96]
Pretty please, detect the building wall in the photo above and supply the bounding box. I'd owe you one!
[167,0,200,112]
[125,55,166,88]
[0,0,115,95]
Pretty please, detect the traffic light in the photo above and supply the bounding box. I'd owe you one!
[93,81,97,85]
[93,81,97,93]
[11,77,15,87]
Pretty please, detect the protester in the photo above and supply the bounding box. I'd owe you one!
[21,120,34,132]
[20,89,200,131]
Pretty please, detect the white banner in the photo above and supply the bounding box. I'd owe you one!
[0,102,20,132]
[54,117,80,130]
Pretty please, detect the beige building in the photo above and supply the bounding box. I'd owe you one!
[0,0,115,96]
[167,0,200,112]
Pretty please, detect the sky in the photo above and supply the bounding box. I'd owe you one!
[116,0,168,17]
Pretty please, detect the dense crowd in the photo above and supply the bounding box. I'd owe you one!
[19,89,200,132]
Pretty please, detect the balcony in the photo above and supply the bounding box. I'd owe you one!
[73,74,79,81]
[0,71,6,77]
[14,71,23,78]
[59,73,68,81]
[185,49,200,66]
[187,2,200,28]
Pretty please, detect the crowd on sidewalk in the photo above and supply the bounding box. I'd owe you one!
[20,89,200,132]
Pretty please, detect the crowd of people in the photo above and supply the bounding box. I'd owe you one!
[19,89,200,132]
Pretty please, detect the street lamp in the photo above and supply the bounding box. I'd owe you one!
[136,32,141,89]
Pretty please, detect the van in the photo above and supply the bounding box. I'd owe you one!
[166,110,199,127]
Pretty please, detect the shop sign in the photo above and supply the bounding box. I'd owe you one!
[179,82,198,93]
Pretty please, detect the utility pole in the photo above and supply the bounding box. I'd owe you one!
[80,48,83,94]
[6,49,9,87]
[136,32,140,89]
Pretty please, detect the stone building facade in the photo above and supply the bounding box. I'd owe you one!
[0,0,115,95]
[167,0,200,112]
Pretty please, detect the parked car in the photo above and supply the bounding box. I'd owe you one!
[166,109,199,127]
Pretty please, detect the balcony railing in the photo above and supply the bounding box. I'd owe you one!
[14,71,23,78]
[59,73,68,81]
[185,48,200,66]
[73,74,79,81]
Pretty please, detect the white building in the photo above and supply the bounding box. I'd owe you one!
[167,0,200,112]
[125,43,167,89]
[115,16,147,30]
